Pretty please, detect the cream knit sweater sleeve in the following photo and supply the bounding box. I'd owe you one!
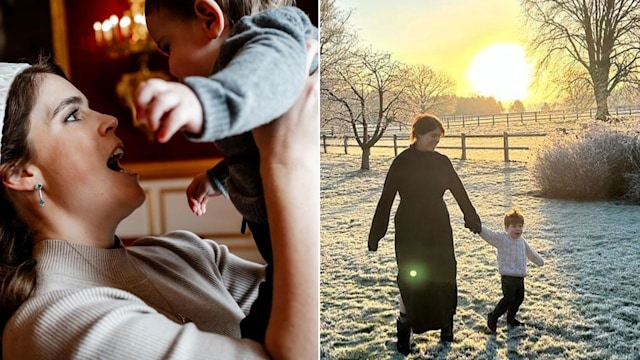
[479,225,503,247]
[4,287,269,360]
[525,240,545,266]
[3,232,269,360]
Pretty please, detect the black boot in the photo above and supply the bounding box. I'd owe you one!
[440,316,454,342]
[396,317,411,355]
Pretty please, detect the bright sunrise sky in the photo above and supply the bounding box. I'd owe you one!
[335,0,547,105]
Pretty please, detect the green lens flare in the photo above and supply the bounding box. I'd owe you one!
[409,270,417,277]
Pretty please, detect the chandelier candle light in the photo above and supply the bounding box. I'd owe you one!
[92,0,155,57]
[91,0,169,139]
[92,14,133,47]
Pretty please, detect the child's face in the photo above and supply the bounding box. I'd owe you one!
[146,10,227,80]
[505,222,524,239]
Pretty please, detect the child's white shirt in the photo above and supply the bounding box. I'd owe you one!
[479,225,544,277]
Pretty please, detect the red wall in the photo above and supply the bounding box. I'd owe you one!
[63,0,318,163]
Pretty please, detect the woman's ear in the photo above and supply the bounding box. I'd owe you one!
[2,164,40,192]
[194,0,226,39]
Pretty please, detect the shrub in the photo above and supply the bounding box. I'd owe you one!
[530,120,640,202]
[622,139,640,204]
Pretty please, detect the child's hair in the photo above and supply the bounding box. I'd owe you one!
[409,113,445,143]
[504,208,525,227]
[145,0,296,25]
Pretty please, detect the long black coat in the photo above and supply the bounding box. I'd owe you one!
[368,147,480,333]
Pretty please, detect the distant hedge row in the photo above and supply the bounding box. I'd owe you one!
[530,120,640,203]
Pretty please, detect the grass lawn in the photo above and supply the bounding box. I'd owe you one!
[320,153,640,359]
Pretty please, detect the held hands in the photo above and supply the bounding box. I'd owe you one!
[465,216,482,234]
[133,79,204,143]
[186,172,222,216]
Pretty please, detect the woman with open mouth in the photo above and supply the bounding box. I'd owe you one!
[0,57,319,359]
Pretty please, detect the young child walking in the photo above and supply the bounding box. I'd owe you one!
[133,0,318,344]
[478,208,544,333]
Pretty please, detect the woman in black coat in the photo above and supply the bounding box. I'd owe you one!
[368,114,481,354]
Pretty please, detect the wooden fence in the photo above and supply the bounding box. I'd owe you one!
[440,106,640,129]
[321,132,548,162]
[320,106,640,138]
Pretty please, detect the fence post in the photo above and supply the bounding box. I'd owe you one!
[534,112,537,122]
[461,133,467,160]
[520,112,524,124]
[492,115,495,125]
[462,116,465,128]
[446,118,450,129]
[322,134,327,153]
[506,113,509,127]
[503,131,509,162]
[393,134,398,156]
[343,135,348,154]
[477,116,480,126]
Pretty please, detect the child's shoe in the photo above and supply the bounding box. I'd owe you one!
[486,313,497,333]
[507,317,525,327]
[396,317,411,355]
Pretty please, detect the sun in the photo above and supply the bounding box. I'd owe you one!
[466,43,533,102]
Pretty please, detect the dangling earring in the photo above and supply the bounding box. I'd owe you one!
[36,183,45,207]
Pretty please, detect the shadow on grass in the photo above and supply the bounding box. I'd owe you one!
[506,326,525,359]
[485,333,498,359]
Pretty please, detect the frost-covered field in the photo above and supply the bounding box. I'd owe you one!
[320,153,640,359]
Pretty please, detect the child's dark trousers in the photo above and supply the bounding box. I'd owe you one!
[489,275,525,323]
[239,220,273,344]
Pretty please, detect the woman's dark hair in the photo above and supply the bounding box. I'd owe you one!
[0,59,66,337]
[410,113,445,143]
[145,0,295,25]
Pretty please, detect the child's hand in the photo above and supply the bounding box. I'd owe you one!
[186,172,222,216]
[134,79,204,143]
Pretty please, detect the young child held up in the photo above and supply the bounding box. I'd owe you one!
[133,0,319,344]
[478,208,544,334]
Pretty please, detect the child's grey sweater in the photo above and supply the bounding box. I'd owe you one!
[184,7,318,224]
[479,225,544,277]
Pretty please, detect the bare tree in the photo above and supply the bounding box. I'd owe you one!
[320,0,356,81]
[523,0,640,120]
[608,83,640,111]
[402,64,456,117]
[322,46,407,169]
[559,68,594,113]
[320,0,358,135]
